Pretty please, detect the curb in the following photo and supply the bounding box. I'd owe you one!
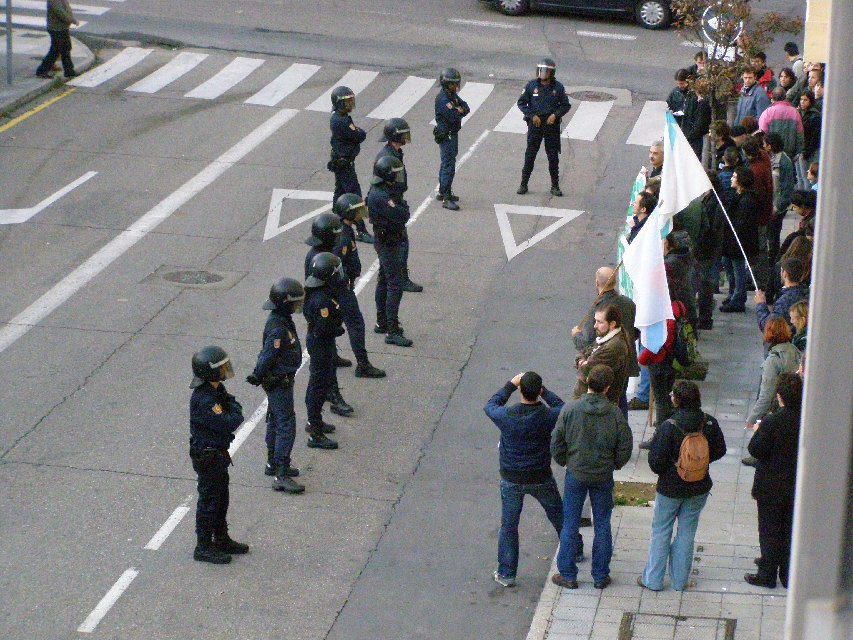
[525,555,560,640]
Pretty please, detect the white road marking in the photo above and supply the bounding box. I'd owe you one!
[1,0,108,15]
[143,499,192,550]
[244,62,320,107]
[494,204,584,260]
[305,69,378,112]
[0,171,97,225]
[493,103,527,134]
[430,81,494,126]
[576,30,636,40]
[184,56,265,100]
[366,75,434,120]
[126,51,209,93]
[263,189,333,241]
[7,13,86,27]
[626,100,667,146]
[69,47,151,88]
[0,108,298,355]
[77,568,138,633]
[448,17,522,30]
[561,100,614,141]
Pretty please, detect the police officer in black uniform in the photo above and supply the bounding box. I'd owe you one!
[246,279,305,494]
[376,117,423,293]
[329,85,373,243]
[304,253,345,449]
[368,155,414,347]
[189,346,248,564]
[434,67,470,211]
[516,58,572,197]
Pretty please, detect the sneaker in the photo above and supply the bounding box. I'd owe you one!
[594,576,612,589]
[550,185,563,197]
[442,199,460,211]
[213,535,249,555]
[194,543,232,564]
[628,398,649,410]
[493,570,516,588]
[435,192,446,201]
[516,183,529,195]
[307,433,338,450]
[636,575,661,591]
[551,573,578,589]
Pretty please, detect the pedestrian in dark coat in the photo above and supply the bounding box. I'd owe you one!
[36,0,80,79]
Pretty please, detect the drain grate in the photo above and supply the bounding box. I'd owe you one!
[141,265,247,290]
[162,270,225,285]
[569,90,616,102]
[619,612,736,640]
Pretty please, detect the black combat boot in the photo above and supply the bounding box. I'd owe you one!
[304,420,336,434]
[442,198,460,211]
[327,384,354,416]
[194,534,232,564]
[273,465,305,493]
[517,177,529,195]
[213,531,249,555]
[445,191,459,202]
[264,449,275,476]
[306,425,339,450]
[550,184,563,197]
[354,356,386,378]
[401,268,423,293]
[385,323,413,347]
[334,353,352,368]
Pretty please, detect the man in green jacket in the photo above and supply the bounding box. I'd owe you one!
[36,0,79,79]
[551,365,633,590]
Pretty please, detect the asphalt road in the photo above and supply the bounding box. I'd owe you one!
[0,1,805,639]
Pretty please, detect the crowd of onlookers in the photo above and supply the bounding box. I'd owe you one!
[484,40,820,595]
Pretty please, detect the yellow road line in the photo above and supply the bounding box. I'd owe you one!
[0,87,77,133]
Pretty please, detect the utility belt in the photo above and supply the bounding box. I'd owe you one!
[433,125,455,144]
[190,447,232,467]
[327,154,354,171]
[261,372,294,392]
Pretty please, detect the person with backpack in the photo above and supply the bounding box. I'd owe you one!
[638,380,727,591]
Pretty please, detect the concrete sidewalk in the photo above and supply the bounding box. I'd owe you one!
[0,27,94,116]
[530,287,794,640]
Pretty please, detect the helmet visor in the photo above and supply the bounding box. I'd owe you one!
[211,357,234,381]
[290,299,304,314]
[537,64,554,80]
[392,165,405,184]
[397,128,412,144]
[349,201,368,221]
[341,95,355,112]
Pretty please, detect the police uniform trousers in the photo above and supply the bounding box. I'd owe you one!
[191,450,230,541]
[333,163,368,234]
[522,122,561,185]
[305,333,336,425]
[337,287,368,361]
[438,134,459,195]
[756,495,795,586]
[374,238,405,326]
[264,383,296,468]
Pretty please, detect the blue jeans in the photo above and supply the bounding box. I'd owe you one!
[498,477,563,578]
[635,365,650,403]
[557,471,614,582]
[438,134,459,194]
[721,256,747,308]
[642,492,709,590]
[265,384,296,467]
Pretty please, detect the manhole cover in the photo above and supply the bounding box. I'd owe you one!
[569,90,615,102]
[162,270,225,285]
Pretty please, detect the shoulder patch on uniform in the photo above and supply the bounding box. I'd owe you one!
[342,245,348,255]
[288,330,295,343]
[446,102,453,109]
[212,403,224,415]
[349,123,357,130]
[320,308,329,318]
[388,199,395,207]
[274,338,281,349]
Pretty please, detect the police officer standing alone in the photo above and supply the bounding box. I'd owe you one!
[368,156,414,347]
[329,86,373,243]
[376,118,423,293]
[246,279,306,494]
[434,68,470,211]
[303,253,345,449]
[189,346,249,564]
[516,58,572,197]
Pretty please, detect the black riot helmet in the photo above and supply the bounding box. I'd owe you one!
[306,212,343,248]
[263,277,305,313]
[305,252,345,289]
[333,193,368,223]
[382,117,411,144]
[370,155,405,186]
[190,345,235,389]
[331,85,355,113]
[440,67,462,92]
[537,57,556,81]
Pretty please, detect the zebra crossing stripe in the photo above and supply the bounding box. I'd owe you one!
[126,52,209,94]
[429,81,494,126]
[561,100,614,141]
[366,76,435,120]
[69,47,151,88]
[493,103,526,134]
[305,69,379,112]
[185,57,265,100]
[244,63,321,107]
[626,100,667,146]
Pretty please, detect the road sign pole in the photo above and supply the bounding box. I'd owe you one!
[5,0,12,85]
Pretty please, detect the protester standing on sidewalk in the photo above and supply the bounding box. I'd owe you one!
[638,380,726,592]
[36,0,79,79]
[573,305,632,416]
[484,372,565,588]
[551,365,633,590]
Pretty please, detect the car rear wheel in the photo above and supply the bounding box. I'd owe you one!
[497,0,529,16]
[635,0,671,29]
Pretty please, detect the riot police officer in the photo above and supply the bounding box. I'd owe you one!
[246,279,305,494]
[304,253,345,448]
[376,117,423,293]
[189,346,248,564]
[368,155,413,347]
[434,67,470,211]
[516,58,572,197]
[329,85,373,243]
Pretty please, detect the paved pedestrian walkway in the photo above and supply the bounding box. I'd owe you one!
[529,285,792,640]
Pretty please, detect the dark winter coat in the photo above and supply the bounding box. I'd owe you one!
[722,189,759,258]
[749,406,800,501]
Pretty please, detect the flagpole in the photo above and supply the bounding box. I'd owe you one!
[710,188,760,290]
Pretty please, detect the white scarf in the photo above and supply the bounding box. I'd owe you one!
[595,328,621,345]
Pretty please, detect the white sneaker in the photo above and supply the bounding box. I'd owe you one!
[493,570,516,587]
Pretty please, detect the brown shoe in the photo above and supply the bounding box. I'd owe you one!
[551,573,578,589]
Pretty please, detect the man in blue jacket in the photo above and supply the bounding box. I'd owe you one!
[754,257,809,333]
[484,372,565,587]
[434,67,470,211]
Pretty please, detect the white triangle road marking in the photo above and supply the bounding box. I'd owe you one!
[264,189,334,241]
[493,204,584,260]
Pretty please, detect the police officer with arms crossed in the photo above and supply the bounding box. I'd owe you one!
[189,346,249,564]
[516,58,572,197]
[303,253,346,449]
[247,279,306,494]
[368,155,414,347]
[376,118,423,293]
[433,68,470,211]
[329,86,373,243]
